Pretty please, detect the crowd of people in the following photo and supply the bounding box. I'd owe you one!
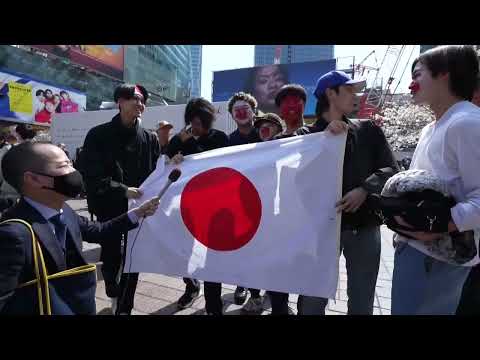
[0,45,479,316]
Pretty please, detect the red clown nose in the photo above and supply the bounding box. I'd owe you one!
[409,81,420,93]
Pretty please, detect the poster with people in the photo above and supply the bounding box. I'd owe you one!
[212,59,337,116]
[0,68,86,125]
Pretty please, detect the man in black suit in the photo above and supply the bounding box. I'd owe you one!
[0,142,160,315]
[165,98,229,315]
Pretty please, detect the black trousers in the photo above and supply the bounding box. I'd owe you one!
[268,291,289,315]
[98,215,138,314]
[204,282,223,314]
[457,263,480,315]
[183,278,222,313]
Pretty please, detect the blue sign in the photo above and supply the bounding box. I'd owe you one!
[213,59,337,116]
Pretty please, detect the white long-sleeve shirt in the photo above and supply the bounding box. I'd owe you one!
[398,101,480,265]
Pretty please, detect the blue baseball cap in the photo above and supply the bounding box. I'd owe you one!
[314,71,366,99]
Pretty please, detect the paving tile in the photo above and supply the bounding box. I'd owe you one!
[136,281,185,303]
[376,279,392,289]
[377,296,391,310]
[133,293,173,314]
[328,299,348,313]
[375,286,391,299]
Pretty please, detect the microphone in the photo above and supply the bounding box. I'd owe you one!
[157,168,182,199]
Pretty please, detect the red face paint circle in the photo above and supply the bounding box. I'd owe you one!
[234,108,249,120]
[280,95,304,125]
[180,167,262,251]
[260,126,271,139]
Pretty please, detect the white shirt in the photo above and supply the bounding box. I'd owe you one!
[397,101,480,265]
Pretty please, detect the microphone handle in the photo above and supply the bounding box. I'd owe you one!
[157,179,172,199]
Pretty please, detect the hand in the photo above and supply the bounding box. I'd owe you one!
[336,187,368,213]
[179,128,193,142]
[447,220,458,233]
[393,216,443,242]
[168,152,184,165]
[126,187,143,199]
[326,120,348,135]
[133,196,160,218]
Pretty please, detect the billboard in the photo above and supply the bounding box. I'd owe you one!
[0,68,86,125]
[31,45,124,79]
[212,59,337,116]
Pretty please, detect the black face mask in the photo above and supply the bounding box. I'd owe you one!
[37,170,84,198]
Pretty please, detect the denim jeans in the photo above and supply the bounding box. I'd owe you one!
[392,242,471,315]
[297,226,381,315]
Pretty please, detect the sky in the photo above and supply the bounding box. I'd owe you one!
[200,45,420,100]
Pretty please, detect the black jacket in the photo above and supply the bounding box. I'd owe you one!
[82,114,160,219]
[228,128,261,146]
[311,116,398,230]
[274,125,311,139]
[0,198,137,314]
[165,128,229,158]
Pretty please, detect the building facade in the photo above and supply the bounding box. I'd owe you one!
[254,45,334,66]
[0,45,193,113]
[124,45,192,104]
[190,45,202,98]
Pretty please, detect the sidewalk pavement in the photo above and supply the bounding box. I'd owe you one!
[68,199,394,315]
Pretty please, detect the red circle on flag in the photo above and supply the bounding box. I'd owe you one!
[180,167,262,251]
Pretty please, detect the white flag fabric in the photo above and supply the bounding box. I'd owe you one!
[125,132,346,298]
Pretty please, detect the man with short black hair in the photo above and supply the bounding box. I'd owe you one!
[15,123,37,142]
[391,45,480,315]
[0,142,159,314]
[274,84,310,138]
[227,92,261,146]
[166,97,229,315]
[297,70,398,315]
[226,91,261,305]
[267,84,311,315]
[82,83,160,315]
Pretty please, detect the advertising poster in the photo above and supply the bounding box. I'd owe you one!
[0,68,86,125]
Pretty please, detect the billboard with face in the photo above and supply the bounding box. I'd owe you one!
[213,59,337,116]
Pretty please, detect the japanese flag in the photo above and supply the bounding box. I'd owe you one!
[125,132,346,298]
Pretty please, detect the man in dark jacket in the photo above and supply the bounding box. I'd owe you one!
[297,71,398,315]
[0,142,159,314]
[266,84,311,315]
[227,92,261,146]
[226,92,261,306]
[166,97,229,315]
[82,84,160,315]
